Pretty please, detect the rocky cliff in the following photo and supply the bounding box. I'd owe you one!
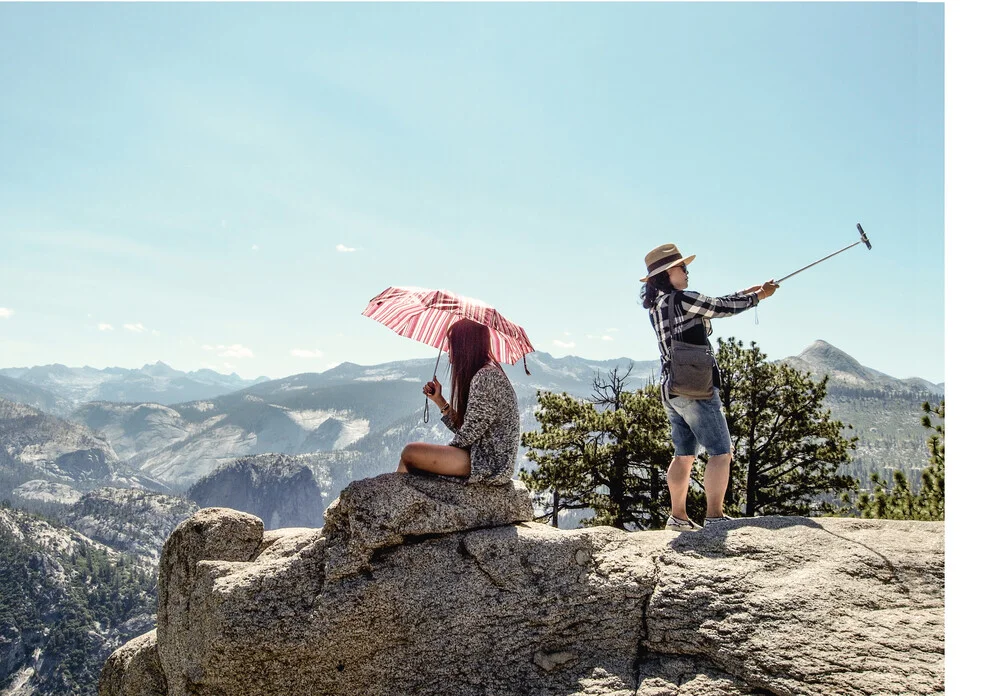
[186,455,325,530]
[100,474,944,696]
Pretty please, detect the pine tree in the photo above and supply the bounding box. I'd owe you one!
[855,400,944,521]
[519,365,673,529]
[715,338,859,517]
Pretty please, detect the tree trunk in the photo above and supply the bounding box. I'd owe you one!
[551,488,560,528]
[610,452,627,529]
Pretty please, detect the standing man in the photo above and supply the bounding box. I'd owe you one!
[639,244,779,530]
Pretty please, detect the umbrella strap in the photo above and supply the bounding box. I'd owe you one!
[523,355,531,375]
[424,343,446,424]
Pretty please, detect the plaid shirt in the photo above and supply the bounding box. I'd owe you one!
[649,289,759,374]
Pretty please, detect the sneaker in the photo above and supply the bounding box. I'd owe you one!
[703,515,734,528]
[666,515,701,531]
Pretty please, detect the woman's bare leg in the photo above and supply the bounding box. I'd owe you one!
[396,442,471,477]
[667,455,696,520]
[703,452,732,518]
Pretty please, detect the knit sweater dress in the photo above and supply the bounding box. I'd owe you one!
[440,363,520,485]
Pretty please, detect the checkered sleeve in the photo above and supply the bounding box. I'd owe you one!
[678,290,758,318]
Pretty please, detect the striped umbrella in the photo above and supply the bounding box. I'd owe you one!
[362,286,535,420]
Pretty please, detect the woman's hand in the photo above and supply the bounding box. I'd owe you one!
[423,377,446,407]
[757,279,780,300]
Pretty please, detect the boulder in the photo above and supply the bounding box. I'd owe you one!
[156,507,264,696]
[100,474,944,696]
[97,630,166,696]
[322,471,536,579]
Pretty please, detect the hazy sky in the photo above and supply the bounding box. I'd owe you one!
[1,2,945,382]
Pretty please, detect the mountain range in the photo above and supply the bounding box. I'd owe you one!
[1,340,943,500]
[0,362,269,415]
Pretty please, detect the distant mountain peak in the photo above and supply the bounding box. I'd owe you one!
[781,339,942,394]
[139,362,188,381]
[797,340,867,374]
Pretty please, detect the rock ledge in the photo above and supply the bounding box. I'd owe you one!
[100,474,944,696]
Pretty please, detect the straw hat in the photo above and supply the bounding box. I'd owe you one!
[640,244,696,282]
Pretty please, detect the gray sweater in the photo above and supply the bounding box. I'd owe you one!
[441,363,520,484]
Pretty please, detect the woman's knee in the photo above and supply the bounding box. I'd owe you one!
[400,442,422,464]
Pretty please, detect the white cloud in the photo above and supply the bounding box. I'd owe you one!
[219,344,252,358]
[0,308,13,319]
[552,339,575,349]
[336,244,356,253]
[98,323,114,331]
[606,328,620,333]
[602,335,614,341]
[251,244,259,251]
[291,348,324,358]
[201,343,253,358]
[124,323,147,333]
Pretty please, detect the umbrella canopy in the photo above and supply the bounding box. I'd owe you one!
[362,286,535,366]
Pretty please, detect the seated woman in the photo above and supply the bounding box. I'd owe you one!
[396,318,520,485]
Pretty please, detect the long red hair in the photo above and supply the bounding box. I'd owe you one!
[447,319,493,428]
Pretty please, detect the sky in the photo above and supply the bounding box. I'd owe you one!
[1,0,998,684]
[1,2,946,383]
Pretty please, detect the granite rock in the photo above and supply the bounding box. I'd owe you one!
[100,475,944,696]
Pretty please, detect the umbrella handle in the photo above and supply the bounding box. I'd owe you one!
[423,344,446,424]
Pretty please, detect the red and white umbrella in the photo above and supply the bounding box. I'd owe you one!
[363,286,534,364]
[362,286,535,420]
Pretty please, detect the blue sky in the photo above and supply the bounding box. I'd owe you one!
[1,2,945,382]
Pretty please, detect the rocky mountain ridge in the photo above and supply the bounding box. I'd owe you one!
[60,488,200,570]
[0,398,169,505]
[0,375,73,417]
[780,340,944,395]
[0,363,269,411]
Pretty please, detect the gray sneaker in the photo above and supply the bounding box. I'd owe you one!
[703,515,735,528]
[666,515,701,531]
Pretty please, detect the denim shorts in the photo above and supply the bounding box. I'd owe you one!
[660,385,732,457]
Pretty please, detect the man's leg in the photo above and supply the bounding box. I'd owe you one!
[703,452,732,518]
[667,455,696,520]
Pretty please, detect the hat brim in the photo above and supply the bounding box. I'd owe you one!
[639,254,695,282]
